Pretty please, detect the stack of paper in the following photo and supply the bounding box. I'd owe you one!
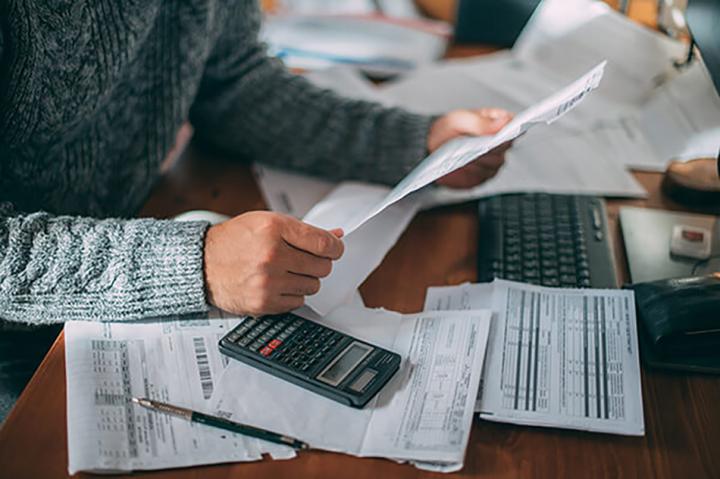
[65,310,294,474]
[378,0,718,171]
[424,280,645,436]
[211,306,492,472]
[65,307,493,473]
[271,0,429,21]
[262,14,447,76]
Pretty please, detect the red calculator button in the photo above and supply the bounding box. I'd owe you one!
[260,346,273,357]
[269,339,282,349]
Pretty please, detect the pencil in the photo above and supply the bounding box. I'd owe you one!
[131,397,309,450]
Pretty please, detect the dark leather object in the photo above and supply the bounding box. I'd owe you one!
[662,157,720,211]
[454,0,541,47]
[628,274,720,358]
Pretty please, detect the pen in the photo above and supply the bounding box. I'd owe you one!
[131,397,309,450]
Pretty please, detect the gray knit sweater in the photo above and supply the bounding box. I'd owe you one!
[0,0,433,325]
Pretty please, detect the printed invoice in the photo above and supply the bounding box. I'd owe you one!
[211,306,492,471]
[65,310,293,474]
[425,280,644,436]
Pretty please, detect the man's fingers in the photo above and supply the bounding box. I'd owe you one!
[280,273,321,296]
[285,246,333,278]
[281,219,344,259]
[474,108,513,133]
[473,153,506,170]
[439,167,491,188]
[490,141,513,154]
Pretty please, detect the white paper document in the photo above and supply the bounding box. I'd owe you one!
[262,14,447,76]
[211,306,492,471]
[301,182,421,315]
[424,280,645,436]
[65,310,293,474]
[425,125,647,206]
[632,62,720,169]
[253,163,336,218]
[335,62,606,235]
[513,0,683,107]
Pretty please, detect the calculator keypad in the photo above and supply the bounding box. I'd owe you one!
[224,314,347,376]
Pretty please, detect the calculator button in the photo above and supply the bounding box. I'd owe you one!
[259,346,273,357]
[238,336,253,347]
[269,339,282,349]
[250,339,264,350]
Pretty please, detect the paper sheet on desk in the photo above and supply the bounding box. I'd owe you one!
[425,125,647,205]
[64,310,294,474]
[513,0,683,107]
[424,280,644,436]
[381,0,682,125]
[301,182,421,315]
[333,61,606,235]
[551,61,720,172]
[211,306,492,471]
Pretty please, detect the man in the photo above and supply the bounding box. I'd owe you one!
[0,0,511,419]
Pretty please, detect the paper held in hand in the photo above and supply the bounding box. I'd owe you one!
[336,61,607,235]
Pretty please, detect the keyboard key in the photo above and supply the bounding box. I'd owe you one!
[477,194,615,289]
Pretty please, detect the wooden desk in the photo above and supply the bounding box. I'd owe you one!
[2,144,719,478]
[2,29,719,476]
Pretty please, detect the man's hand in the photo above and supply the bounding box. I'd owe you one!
[203,212,344,316]
[428,108,514,189]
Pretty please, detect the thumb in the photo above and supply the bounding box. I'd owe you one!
[469,109,513,135]
[281,219,344,259]
[329,228,344,238]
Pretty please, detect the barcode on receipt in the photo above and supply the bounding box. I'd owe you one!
[193,337,213,399]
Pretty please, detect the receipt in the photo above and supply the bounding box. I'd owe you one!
[337,61,606,235]
[425,280,644,436]
[211,306,492,470]
[65,310,292,474]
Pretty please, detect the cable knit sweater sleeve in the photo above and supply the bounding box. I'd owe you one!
[189,0,435,185]
[0,202,210,325]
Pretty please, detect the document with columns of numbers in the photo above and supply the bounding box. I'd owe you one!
[424,280,644,436]
[211,306,492,471]
[64,309,295,474]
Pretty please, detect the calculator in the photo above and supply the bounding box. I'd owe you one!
[218,313,401,408]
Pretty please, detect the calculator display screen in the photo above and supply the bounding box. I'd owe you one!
[317,342,372,386]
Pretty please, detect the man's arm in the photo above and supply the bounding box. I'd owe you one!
[188,0,434,185]
[0,202,210,324]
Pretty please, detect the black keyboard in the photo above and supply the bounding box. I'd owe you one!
[477,194,618,288]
